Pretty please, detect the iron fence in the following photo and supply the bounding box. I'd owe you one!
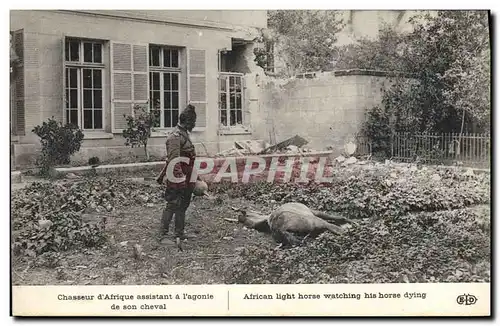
[391,132,491,168]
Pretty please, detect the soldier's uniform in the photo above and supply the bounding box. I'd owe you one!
[157,106,197,239]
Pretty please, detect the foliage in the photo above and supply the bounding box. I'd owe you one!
[11,178,164,257]
[122,105,161,160]
[210,163,490,220]
[334,11,490,137]
[88,156,101,167]
[263,10,345,75]
[224,206,490,284]
[32,118,84,174]
[214,163,490,283]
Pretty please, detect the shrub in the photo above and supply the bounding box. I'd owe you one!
[88,156,101,167]
[122,105,160,161]
[32,118,84,175]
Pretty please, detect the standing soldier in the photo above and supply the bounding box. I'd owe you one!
[156,104,197,247]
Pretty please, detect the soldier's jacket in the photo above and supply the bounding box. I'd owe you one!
[159,125,196,189]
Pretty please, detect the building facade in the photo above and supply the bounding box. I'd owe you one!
[10,10,267,168]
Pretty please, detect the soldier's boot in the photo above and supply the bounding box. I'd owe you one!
[174,211,186,238]
[161,208,175,236]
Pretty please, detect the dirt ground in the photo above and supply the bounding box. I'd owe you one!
[11,195,275,285]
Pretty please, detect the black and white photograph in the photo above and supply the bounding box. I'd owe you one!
[8,7,492,317]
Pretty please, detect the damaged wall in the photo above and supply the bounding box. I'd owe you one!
[256,70,403,155]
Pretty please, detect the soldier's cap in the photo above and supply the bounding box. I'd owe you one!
[180,104,196,124]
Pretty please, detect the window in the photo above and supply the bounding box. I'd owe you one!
[149,45,181,128]
[219,73,243,127]
[64,38,105,130]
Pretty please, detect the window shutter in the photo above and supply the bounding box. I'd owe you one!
[61,36,67,126]
[188,49,207,128]
[111,42,148,133]
[132,44,149,104]
[13,29,25,136]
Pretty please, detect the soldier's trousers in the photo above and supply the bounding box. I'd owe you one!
[161,187,194,237]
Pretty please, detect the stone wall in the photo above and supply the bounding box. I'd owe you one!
[255,70,402,156]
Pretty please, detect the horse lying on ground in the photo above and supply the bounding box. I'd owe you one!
[232,202,358,247]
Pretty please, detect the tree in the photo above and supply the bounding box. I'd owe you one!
[263,10,345,76]
[335,11,490,136]
[122,104,161,161]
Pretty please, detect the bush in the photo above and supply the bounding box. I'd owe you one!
[122,105,160,160]
[88,156,101,167]
[32,118,84,174]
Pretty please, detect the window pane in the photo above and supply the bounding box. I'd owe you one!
[93,109,103,129]
[235,76,242,90]
[236,94,242,109]
[163,49,171,67]
[150,46,160,66]
[230,93,235,109]
[172,92,179,109]
[69,69,78,88]
[220,110,227,125]
[83,110,93,129]
[230,110,236,126]
[171,50,179,68]
[164,73,171,91]
[83,90,93,108]
[93,43,102,63]
[152,72,160,90]
[219,76,227,92]
[70,89,78,108]
[84,42,93,63]
[152,91,161,109]
[172,109,179,127]
[164,110,172,128]
[236,110,242,125]
[65,90,70,108]
[164,92,171,109]
[93,69,102,89]
[153,113,160,128]
[220,93,226,110]
[69,40,79,61]
[171,73,179,90]
[83,69,92,88]
[93,90,102,109]
[65,110,70,124]
[70,110,78,126]
[65,68,69,87]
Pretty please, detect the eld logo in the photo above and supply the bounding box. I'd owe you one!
[456,294,478,305]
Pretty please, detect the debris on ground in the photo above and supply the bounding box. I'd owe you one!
[216,140,265,157]
[259,135,309,154]
[216,136,311,157]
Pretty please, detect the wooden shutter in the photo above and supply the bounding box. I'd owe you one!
[13,29,25,135]
[61,36,67,126]
[110,42,149,133]
[188,49,207,128]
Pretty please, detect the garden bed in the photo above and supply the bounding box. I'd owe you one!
[11,163,490,285]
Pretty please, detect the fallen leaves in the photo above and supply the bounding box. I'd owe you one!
[11,177,164,257]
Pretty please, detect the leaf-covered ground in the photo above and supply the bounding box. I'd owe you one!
[11,163,491,285]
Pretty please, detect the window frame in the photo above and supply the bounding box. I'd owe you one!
[148,45,183,129]
[64,37,106,131]
[218,72,245,129]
